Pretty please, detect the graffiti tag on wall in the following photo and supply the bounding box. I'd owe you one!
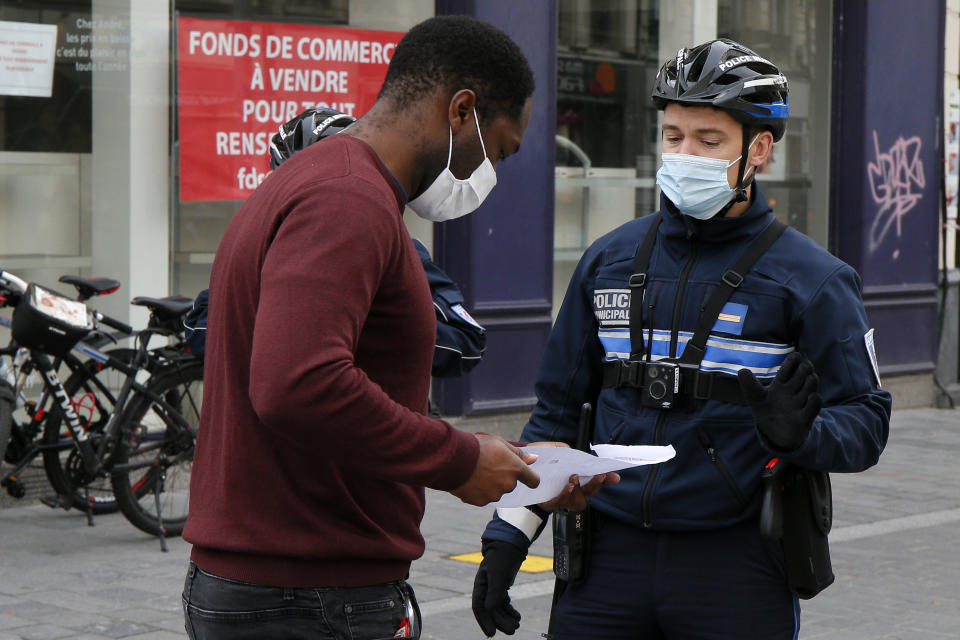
[867,131,925,258]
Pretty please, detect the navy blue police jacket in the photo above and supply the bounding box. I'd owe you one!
[413,239,487,377]
[485,187,892,547]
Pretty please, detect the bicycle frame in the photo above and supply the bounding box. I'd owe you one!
[1,313,195,480]
[87,326,198,470]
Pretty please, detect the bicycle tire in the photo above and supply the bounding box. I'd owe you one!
[110,359,202,537]
[41,348,139,514]
[0,378,14,468]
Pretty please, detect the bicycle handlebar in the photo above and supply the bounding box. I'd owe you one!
[0,270,28,294]
[94,311,133,335]
[3,269,134,336]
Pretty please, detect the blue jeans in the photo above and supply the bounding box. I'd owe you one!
[182,563,421,640]
[551,516,799,640]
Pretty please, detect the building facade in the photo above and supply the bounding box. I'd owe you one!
[1,0,955,414]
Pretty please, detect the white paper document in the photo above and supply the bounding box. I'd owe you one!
[494,444,676,508]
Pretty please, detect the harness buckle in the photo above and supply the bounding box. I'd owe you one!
[628,273,646,288]
[722,270,744,287]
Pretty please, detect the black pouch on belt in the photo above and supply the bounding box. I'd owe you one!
[760,459,835,599]
[552,507,590,585]
[552,402,594,586]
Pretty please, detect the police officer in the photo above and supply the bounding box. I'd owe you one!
[472,39,891,639]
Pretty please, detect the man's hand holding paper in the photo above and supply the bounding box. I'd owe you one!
[519,441,620,512]
[495,443,676,508]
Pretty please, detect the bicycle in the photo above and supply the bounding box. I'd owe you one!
[1,273,134,514]
[1,270,201,548]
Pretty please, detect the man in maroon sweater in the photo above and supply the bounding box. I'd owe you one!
[182,16,597,640]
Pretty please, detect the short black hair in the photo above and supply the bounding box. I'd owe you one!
[379,15,534,122]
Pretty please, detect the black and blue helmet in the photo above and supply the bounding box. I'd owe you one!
[651,39,789,141]
[268,107,356,169]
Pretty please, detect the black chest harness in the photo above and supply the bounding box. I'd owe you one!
[600,216,787,408]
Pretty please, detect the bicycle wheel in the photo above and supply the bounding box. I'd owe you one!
[110,359,202,536]
[0,378,15,468]
[41,348,137,514]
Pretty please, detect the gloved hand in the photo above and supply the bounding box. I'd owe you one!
[738,351,822,452]
[472,539,527,637]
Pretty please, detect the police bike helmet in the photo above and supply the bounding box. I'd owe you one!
[651,39,789,205]
[268,107,356,169]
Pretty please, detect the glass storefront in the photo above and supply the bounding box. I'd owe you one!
[1,0,833,328]
[718,0,832,246]
[554,0,660,316]
[171,0,349,298]
[0,1,93,289]
[0,0,431,323]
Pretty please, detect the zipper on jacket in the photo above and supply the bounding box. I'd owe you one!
[640,411,667,527]
[696,427,748,508]
[669,239,699,357]
[641,234,697,527]
[607,420,627,444]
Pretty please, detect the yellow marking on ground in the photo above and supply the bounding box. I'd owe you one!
[448,552,554,573]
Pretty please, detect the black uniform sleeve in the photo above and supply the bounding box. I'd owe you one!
[779,264,892,472]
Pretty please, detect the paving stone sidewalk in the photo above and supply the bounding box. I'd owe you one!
[0,407,957,639]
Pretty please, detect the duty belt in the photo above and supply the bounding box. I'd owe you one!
[600,359,748,405]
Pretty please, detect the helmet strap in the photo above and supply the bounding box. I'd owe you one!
[733,125,753,201]
[718,126,754,218]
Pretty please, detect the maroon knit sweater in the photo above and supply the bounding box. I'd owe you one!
[183,135,480,588]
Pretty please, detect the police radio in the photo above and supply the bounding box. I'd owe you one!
[552,403,593,585]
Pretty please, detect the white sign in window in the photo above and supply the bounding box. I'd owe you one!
[0,20,58,97]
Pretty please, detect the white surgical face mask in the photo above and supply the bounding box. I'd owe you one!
[408,108,498,222]
[655,134,760,220]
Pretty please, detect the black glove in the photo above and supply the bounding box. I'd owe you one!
[472,539,526,637]
[738,352,822,452]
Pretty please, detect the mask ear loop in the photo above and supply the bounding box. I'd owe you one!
[473,107,489,161]
[443,126,454,170]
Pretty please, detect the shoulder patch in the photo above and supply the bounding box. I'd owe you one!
[451,304,484,331]
[864,328,881,387]
[593,288,631,327]
[711,302,748,336]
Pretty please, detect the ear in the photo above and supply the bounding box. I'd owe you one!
[748,130,775,170]
[447,89,477,134]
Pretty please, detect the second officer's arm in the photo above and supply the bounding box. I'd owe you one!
[472,240,610,637]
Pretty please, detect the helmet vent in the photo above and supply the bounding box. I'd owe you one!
[686,55,707,84]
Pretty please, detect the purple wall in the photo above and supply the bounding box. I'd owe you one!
[831,0,945,375]
[433,0,558,414]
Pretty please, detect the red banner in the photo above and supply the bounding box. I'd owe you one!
[176,17,403,202]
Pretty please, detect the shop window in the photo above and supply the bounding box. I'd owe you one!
[176,0,347,23]
[718,0,832,246]
[0,2,92,153]
[0,1,93,289]
[171,0,348,296]
[554,0,660,318]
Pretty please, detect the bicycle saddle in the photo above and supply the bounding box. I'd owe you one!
[59,275,121,300]
[131,296,194,320]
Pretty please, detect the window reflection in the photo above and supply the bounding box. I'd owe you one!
[718,0,832,244]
